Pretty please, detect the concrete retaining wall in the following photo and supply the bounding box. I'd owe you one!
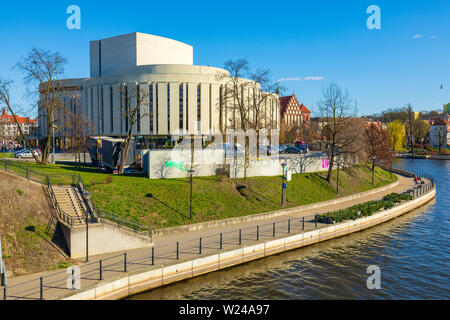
[62,186,434,300]
[60,223,153,259]
[152,179,400,237]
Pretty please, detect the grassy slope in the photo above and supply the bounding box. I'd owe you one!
[0,152,13,158]
[11,161,397,229]
[0,172,73,277]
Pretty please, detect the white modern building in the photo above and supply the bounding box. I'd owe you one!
[430,124,450,148]
[40,32,280,149]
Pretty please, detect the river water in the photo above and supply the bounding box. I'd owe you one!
[129,159,449,300]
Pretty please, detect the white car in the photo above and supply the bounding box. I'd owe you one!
[15,149,40,158]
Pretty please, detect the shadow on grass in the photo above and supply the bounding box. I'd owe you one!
[24,224,71,257]
[55,163,147,178]
[146,193,189,220]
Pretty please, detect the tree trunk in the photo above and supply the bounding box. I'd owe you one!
[326,160,334,183]
[119,131,133,174]
[4,105,41,164]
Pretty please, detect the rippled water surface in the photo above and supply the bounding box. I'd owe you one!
[129,159,449,300]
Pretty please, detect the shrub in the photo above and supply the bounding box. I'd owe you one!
[16,189,24,196]
[320,193,412,224]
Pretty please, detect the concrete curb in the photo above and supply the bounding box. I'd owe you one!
[61,186,435,301]
[152,178,400,237]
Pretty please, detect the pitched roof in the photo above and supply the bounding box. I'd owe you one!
[0,108,36,124]
[279,94,311,114]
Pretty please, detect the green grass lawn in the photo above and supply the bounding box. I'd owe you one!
[8,160,397,229]
[0,152,13,158]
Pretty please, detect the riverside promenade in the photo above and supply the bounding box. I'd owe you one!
[3,174,423,300]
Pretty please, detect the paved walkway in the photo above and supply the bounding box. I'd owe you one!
[3,174,415,300]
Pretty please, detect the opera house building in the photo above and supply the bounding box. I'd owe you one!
[39,32,280,148]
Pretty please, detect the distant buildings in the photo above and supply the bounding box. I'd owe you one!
[280,94,311,128]
[0,108,37,144]
[429,118,450,148]
[444,103,450,115]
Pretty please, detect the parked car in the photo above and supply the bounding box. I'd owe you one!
[279,145,288,153]
[285,146,306,154]
[14,148,41,158]
[295,142,311,153]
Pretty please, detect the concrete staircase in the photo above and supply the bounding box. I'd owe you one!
[52,186,87,225]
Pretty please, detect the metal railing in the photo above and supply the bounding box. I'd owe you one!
[46,179,78,226]
[2,211,324,300]
[0,159,150,232]
[97,208,153,238]
[1,166,436,300]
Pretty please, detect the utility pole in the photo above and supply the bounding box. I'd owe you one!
[280,157,288,207]
[51,111,56,164]
[188,169,196,220]
[336,161,340,194]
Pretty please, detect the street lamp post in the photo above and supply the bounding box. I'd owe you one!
[188,169,196,220]
[336,160,340,194]
[390,161,393,179]
[83,191,92,262]
[371,155,377,186]
[51,113,56,164]
[280,156,288,207]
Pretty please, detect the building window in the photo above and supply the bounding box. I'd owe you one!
[137,85,141,133]
[167,84,170,133]
[156,84,159,134]
[110,86,113,132]
[179,84,183,130]
[197,84,201,132]
[149,84,154,134]
[186,84,189,131]
[100,87,104,135]
[124,85,129,133]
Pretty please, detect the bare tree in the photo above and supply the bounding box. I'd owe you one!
[63,109,93,166]
[15,48,68,164]
[435,126,448,155]
[364,122,394,185]
[118,83,150,174]
[216,59,279,179]
[0,79,41,163]
[317,83,362,183]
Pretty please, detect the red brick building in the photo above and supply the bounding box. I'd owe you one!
[280,94,311,128]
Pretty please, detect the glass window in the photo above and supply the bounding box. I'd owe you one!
[150,84,154,134]
[179,84,183,129]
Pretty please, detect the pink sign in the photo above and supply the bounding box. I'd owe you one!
[322,159,329,169]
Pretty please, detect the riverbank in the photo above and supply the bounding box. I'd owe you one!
[396,153,450,160]
[3,171,406,300]
[131,158,447,300]
[62,178,435,300]
[2,160,396,229]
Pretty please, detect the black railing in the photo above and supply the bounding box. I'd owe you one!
[97,208,153,238]
[0,159,150,233]
[47,179,78,226]
[1,165,436,301]
[1,211,323,300]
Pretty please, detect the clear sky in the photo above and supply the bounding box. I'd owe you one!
[0,0,449,117]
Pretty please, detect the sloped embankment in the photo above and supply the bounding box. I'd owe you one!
[0,172,72,278]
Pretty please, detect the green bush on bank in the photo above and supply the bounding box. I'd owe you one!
[318,193,413,224]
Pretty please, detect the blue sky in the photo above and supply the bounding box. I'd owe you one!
[0,0,449,117]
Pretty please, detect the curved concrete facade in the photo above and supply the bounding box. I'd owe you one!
[72,64,279,138]
[42,33,280,142]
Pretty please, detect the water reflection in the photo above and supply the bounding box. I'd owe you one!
[129,159,449,300]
